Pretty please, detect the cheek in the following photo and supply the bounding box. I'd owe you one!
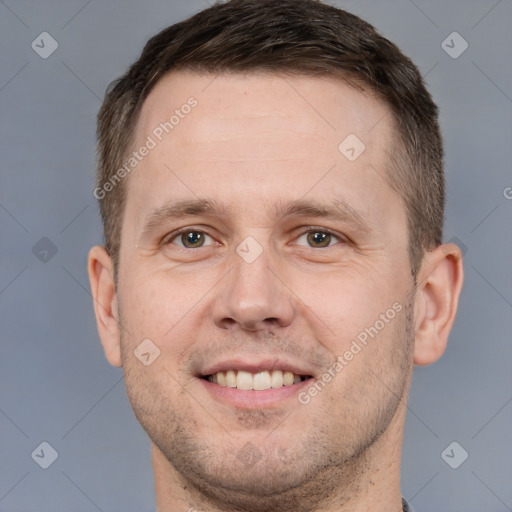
[117,273,176,343]
[117,270,214,372]
[291,265,401,349]
[321,301,412,409]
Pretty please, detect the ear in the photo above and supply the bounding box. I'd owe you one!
[87,245,122,367]
[413,243,464,366]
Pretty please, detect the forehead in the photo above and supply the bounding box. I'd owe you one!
[135,70,392,155]
[125,70,401,231]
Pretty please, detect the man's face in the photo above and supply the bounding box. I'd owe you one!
[116,71,415,504]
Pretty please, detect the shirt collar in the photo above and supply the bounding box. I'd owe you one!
[402,497,414,512]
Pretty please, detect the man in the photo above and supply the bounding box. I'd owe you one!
[88,1,464,510]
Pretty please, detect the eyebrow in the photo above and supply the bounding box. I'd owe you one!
[272,198,373,234]
[141,197,373,235]
[142,198,232,234]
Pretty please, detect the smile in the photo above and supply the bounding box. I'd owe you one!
[204,369,312,390]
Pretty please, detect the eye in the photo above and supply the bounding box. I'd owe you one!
[296,230,342,248]
[166,229,214,248]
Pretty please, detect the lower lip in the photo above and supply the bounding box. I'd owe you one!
[199,377,313,409]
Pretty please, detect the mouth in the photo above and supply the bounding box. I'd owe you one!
[201,369,313,390]
[198,365,315,409]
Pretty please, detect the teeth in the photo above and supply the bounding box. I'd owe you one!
[217,371,227,386]
[283,371,294,386]
[253,371,271,390]
[226,370,237,388]
[271,370,284,388]
[236,370,253,390]
[206,369,309,390]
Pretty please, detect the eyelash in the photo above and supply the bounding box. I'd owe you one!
[162,226,347,248]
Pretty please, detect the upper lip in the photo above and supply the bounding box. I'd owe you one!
[199,357,316,378]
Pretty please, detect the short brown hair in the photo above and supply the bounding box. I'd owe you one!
[96,0,444,279]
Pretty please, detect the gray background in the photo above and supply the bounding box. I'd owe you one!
[1,0,511,511]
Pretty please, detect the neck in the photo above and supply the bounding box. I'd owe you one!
[153,403,407,512]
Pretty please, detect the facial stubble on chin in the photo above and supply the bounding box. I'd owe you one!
[118,297,415,512]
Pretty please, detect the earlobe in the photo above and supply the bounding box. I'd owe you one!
[413,243,464,366]
[87,246,122,367]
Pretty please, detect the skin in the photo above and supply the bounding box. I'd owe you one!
[88,71,464,512]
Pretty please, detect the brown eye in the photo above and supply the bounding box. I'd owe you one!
[167,230,213,248]
[306,231,332,248]
[181,231,205,247]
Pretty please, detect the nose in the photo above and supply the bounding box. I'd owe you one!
[211,245,295,333]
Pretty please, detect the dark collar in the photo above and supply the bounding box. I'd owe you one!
[402,497,414,512]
